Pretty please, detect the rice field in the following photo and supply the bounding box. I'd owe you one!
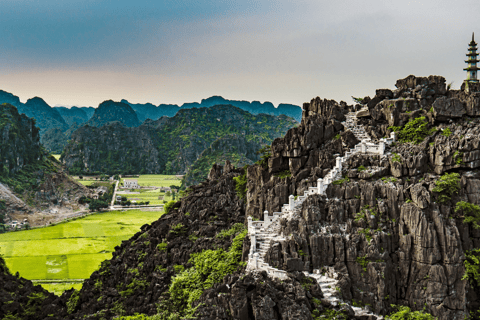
[51,154,61,161]
[0,209,163,295]
[121,174,182,187]
[119,189,177,205]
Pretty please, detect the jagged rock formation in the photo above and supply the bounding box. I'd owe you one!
[61,105,297,178]
[0,103,90,220]
[84,100,141,128]
[5,74,480,320]
[183,134,265,186]
[122,95,303,122]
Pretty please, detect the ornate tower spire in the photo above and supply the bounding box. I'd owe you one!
[464,32,479,84]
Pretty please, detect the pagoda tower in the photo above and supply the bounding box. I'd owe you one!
[464,32,479,84]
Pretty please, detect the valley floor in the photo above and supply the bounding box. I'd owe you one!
[0,209,164,295]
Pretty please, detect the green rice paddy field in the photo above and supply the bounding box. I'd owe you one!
[0,210,163,295]
[120,189,176,205]
[121,174,182,187]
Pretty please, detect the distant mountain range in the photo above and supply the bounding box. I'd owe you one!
[0,89,303,153]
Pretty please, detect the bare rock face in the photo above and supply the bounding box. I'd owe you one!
[432,97,466,121]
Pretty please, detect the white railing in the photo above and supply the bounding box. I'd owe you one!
[246,110,396,280]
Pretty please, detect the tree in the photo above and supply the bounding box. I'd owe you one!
[89,199,109,212]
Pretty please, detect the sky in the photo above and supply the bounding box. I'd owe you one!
[0,0,478,108]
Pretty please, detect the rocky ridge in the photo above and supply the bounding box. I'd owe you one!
[3,75,480,320]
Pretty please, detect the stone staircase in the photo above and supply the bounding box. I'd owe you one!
[246,108,394,317]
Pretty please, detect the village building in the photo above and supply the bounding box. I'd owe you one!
[124,179,140,189]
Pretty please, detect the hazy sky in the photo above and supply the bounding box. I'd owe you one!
[0,0,478,108]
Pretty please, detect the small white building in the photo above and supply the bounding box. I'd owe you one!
[124,179,140,189]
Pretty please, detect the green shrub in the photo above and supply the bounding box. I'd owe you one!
[391,153,402,163]
[357,165,366,172]
[456,201,480,229]
[164,201,176,214]
[174,265,185,274]
[255,145,272,168]
[432,172,460,203]
[453,151,464,165]
[165,229,248,318]
[233,171,247,199]
[332,176,350,185]
[170,223,185,235]
[334,134,341,140]
[441,127,452,137]
[462,248,480,286]
[358,228,372,243]
[274,170,291,179]
[157,241,168,252]
[216,223,246,238]
[386,305,436,320]
[388,117,436,144]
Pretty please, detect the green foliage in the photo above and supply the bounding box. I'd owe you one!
[165,229,248,318]
[157,241,168,252]
[274,170,291,179]
[356,255,369,271]
[174,265,185,274]
[357,165,366,172]
[334,134,341,140]
[255,145,272,168]
[67,290,80,314]
[216,223,246,239]
[453,151,464,165]
[388,117,436,144]
[432,172,460,203]
[332,176,350,185]
[441,128,452,137]
[170,223,185,235]
[164,201,176,214]
[386,305,436,320]
[352,96,364,104]
[312,308,348,320]
[392,153,402,163]
[358,228,373,243]
[456,201,480,229]
[120,278,148,297]
[233,171,247,199]
[24,291,47,316]
[462,248,480,287]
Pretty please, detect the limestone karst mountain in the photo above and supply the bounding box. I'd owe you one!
[84,100,141,128]
[61,105,298,179]
[0,103,90,221]
[4,75,480,320]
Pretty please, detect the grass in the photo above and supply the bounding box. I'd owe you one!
[120,174,182,187]
[0,209,163,295]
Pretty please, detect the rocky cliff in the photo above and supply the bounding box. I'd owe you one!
[0,103,90,221]
[5,74,480,320]
[61,105,297,178]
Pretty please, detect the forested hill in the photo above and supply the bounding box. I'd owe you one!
[61,105,298,181]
